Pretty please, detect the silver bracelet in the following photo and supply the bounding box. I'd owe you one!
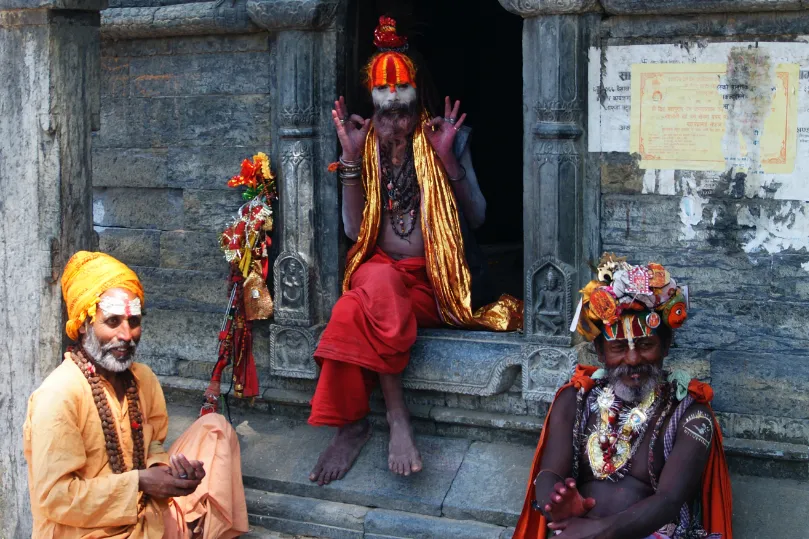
[339,156,362,167]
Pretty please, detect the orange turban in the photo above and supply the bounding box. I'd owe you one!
[61,251,144,341]
[364,51,417,91]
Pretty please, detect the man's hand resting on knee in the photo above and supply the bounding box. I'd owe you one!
[138,454,205,498]
[542,478,596,523]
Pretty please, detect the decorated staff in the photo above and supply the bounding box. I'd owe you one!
[201,152,277,416]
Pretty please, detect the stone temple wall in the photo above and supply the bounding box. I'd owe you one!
[93,4,269,381]
[587,10,809,447]
[93,0,809,453]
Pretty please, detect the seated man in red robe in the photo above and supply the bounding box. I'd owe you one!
[307,17,522,485]
[513,254,733,539]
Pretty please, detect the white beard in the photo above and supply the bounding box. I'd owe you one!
[82,322,137,372]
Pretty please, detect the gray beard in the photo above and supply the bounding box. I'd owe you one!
[82,322,137,373]
[607,363,664,403]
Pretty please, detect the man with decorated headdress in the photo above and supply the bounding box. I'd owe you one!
[512,255,733,539]
[23,251,249,538]
[307,16,522,485]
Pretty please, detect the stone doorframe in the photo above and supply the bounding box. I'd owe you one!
[261,0,601,401]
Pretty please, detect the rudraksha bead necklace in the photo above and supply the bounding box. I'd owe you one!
[70,348,147,473]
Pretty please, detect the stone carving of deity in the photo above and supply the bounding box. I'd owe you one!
[534,270,564,336]
[276,330,309,370]
[280,258,304,308]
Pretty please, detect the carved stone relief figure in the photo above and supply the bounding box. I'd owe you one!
[280,257,304,308]
[534,269,564,336]
[276,329,310,370]
[525,257,574,344]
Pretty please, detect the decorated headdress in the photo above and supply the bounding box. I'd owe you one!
[363,16,417,91]
[61,251,144,341]
[573,253,689,344]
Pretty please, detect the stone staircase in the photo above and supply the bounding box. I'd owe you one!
[161,377,809,539]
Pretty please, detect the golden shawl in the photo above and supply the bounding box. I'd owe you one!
[343,112,523,332]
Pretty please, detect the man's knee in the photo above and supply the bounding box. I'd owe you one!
[351,263,405,292]
[192,413,237,440]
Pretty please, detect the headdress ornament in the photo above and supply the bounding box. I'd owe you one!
[364,16,417,91]
[61,251,144,341]
[572,253,688,342]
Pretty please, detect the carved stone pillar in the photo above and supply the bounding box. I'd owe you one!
[500,1,599,348]
[247,0,341,379]
[0,0,103,533]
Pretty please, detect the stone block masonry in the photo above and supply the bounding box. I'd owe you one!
[93,31,272,372]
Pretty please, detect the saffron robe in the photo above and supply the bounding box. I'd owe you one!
[23,356,249,539]
[512,365,734,539]
[309,249,442,427]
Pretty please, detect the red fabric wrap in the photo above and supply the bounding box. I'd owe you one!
[308,249,441,427]
[512,367,733,539]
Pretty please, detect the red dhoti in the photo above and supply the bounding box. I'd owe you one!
[308,249,442,427]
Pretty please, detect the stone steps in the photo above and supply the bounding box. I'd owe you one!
[164,401,809,539]
[165,402,527,532]
[160,374,809,480]
[245,490,512,539]
[160,375,544,446]
[243,525,317,538]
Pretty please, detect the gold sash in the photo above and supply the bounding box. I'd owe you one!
[342,111,523,332]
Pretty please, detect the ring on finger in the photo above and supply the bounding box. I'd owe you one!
[340,118,348,124]
[179,472,189,479]
[444,117,457,125]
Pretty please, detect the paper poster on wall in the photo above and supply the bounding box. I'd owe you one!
[629,62,798,172]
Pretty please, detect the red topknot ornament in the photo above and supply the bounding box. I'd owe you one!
[373,16,407,50]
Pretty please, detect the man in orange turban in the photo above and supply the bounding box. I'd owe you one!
[23,251,249,538]
[512,254,733,539]
[307,17,522,486]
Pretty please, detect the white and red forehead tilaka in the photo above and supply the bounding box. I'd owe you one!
[98,296,142,317]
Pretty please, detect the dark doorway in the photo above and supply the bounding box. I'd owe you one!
[345,0,524,299]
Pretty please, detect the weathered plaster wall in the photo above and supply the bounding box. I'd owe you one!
[0,4,101,535]
[593,30,809,445]
[93,25,271,377]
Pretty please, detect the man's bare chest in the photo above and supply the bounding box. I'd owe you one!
[577,396,674,487]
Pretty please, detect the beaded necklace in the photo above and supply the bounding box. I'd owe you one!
[380,140,420,238]
[70,348,146,473]
[585,383,660,480]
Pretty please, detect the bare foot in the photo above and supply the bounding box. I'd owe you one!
[309,419,371,486]
[387,410,422,476]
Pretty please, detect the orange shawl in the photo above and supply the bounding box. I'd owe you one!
[342,111,523,332]
[513,365,733,539]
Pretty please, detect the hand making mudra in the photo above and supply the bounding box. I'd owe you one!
[331,94,468,180]
[307,15,521,489]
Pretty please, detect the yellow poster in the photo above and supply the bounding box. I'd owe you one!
[629,63,798,172]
